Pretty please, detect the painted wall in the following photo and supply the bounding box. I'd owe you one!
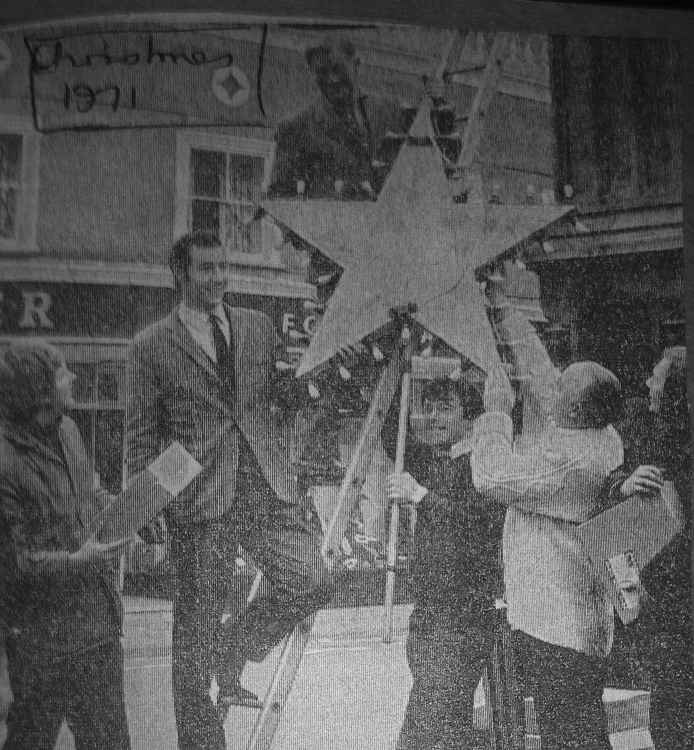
[1,24,557,267]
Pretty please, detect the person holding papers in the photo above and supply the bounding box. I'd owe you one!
[602,345,691,749]
[471,360,625,749]
[0,339,131,750]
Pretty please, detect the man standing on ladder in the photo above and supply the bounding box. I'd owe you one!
[125,231,333,750]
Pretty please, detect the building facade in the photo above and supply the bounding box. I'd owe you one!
[0,22,556,500]
[535,35,683,390]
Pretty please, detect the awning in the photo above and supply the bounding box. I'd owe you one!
[536,203,682,261]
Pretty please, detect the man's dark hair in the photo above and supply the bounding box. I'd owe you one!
[421,378,485,421]
[305,38,356,71]
[169,231,222,285]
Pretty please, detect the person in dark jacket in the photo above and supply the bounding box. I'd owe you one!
[269,37,406,199]
[0,339,131,750]
[385,369,504,750]
[603,345,691,748]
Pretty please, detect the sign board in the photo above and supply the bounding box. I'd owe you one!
[24,27,318,132]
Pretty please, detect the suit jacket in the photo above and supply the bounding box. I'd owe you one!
[125,304,305,524]
[0,416,122,658]
[270,93,405,198]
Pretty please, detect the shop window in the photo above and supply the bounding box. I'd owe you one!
[0,117,40,253]
[175,132,281,266]
[69,360,125,494]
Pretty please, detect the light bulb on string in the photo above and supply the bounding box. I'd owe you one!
[317,272,338,286]
[288,329,309,342]
[303,299,323,312]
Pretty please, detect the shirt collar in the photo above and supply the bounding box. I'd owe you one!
[179,301,227,327]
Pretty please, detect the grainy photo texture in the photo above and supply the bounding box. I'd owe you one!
[0,12,689,750]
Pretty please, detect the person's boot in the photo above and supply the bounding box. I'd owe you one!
[215,672,262,714]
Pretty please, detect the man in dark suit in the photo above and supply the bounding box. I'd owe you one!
[269,37,407,199]
[125,231,333,750]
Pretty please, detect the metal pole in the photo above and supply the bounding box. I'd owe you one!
[382,367,412,643]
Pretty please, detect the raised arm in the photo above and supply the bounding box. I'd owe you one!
[471,410,590,520]
[495,308,559,444]
[471,366,597,521]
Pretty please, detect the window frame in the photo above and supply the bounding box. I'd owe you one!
[175,131,281,268]
[0,115,40,254]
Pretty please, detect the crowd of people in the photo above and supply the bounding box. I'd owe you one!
[0,229,690,750]
[0,39,690,750]
[386,312,691,749]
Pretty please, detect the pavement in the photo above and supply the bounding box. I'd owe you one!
[55,596,415,750]
[53,596,655,750]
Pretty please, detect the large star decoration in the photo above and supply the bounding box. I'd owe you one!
[263,102,573,377]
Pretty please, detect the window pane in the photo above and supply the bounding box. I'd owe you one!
[0,134,22,183]
[71,362,96,403]
[222,203,260,253]
[97,363,123,404]
[191,148,224,197]
[95,411,124,493]
[0,186,17,239]
[228,154,264,202]
[192,199,220,235]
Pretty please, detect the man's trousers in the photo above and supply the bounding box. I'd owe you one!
[4,640,130,750]
[513,631,610,750]
[396,621,494,750]
[166,492,333,750]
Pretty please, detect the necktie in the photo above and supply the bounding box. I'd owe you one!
[209,313,235,395]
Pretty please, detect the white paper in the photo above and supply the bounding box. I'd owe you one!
[147,441,203,497]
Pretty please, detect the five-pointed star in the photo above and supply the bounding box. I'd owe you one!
[263,103,573,377]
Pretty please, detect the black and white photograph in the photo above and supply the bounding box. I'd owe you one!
[0,3,690,749]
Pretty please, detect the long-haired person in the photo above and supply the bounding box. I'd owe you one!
[0,339,130,749]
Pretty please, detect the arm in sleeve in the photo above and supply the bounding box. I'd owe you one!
[124,337,163,480]
[601,466,630,508]
[0,485,73,582]
[471,411,588,521]
[496,309,559,442]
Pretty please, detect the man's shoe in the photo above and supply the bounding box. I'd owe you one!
[216,676,262,713]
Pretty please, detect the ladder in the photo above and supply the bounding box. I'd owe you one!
[381,30,513,642]
[237,31,515,750]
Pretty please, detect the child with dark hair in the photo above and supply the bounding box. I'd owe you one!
[385,369,504,750]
